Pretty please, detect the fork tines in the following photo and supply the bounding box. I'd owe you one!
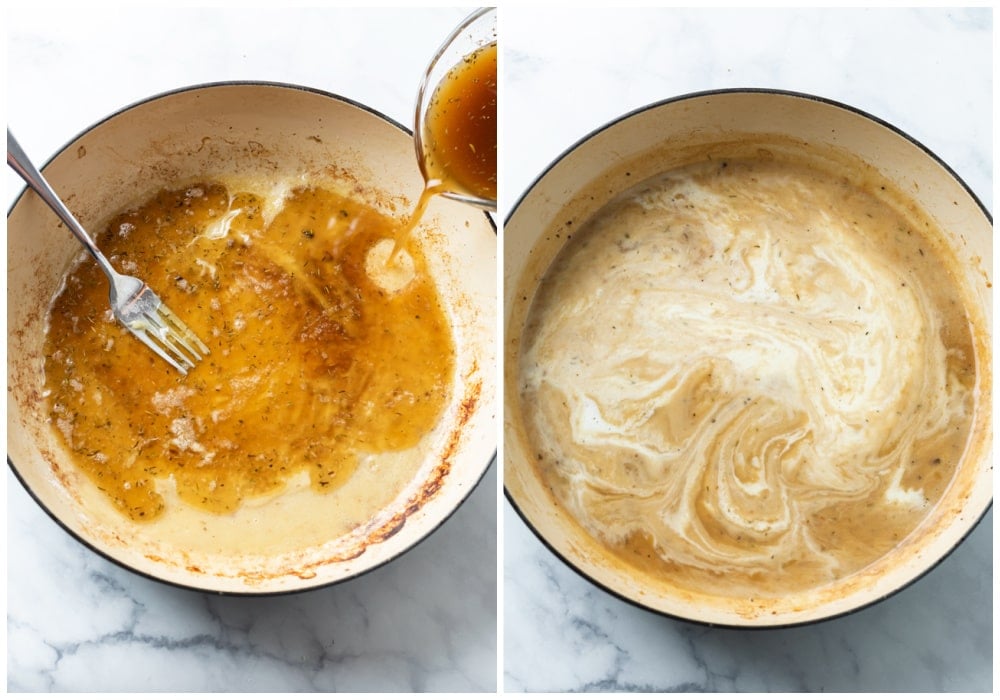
[126,300,210,375]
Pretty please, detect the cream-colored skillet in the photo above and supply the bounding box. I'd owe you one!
[7,82,497,593]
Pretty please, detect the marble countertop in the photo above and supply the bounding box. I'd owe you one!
[6,7,496,693]
[502,6,992,694]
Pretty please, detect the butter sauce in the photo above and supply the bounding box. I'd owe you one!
[45,181,455,521]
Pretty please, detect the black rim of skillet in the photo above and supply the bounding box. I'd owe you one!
[7,79,498,598]
[503,86,993,631]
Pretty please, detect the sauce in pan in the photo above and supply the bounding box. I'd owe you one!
[519,156,979,596]
[45,181,455,522]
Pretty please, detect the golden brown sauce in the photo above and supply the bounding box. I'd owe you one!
[45,181,455,522]
[519,156,978,596]
[420,41,497,204]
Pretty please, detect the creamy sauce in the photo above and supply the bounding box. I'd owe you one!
[45,181,455,522]
[519,157,977,596]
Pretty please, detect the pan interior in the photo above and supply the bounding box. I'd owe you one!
[8,83,497,593]
[504,91,992,626]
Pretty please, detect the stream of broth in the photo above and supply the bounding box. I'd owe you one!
[45,181,455,522]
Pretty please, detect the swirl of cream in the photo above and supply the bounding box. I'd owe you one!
[520,160,973,587]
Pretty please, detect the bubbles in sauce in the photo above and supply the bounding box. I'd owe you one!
[519,157,978,596]
[45,181,455,522]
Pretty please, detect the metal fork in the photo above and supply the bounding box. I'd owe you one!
[7,129,209,375]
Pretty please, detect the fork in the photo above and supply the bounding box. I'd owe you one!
[7,129,209,375]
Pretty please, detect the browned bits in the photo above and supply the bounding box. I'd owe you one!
[44,182,456,521]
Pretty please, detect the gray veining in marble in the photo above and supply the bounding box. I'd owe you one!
[8,463,497,693]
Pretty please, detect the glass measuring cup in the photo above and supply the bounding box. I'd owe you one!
[414,7,497,212]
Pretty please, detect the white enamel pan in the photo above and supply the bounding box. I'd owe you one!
[504,89,991,627]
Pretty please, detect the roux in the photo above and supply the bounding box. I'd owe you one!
[518,157,977,596]
[44,181,455,522]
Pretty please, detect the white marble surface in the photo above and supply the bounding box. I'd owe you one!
[6,6,496,693]
[502,6,992,693]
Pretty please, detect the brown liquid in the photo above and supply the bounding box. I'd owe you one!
[45,181,455,521]
[389,41,498,264]
[389,183,442,263]
[420,41,497,204]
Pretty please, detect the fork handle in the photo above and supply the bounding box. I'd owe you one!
[7,129,118,280]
